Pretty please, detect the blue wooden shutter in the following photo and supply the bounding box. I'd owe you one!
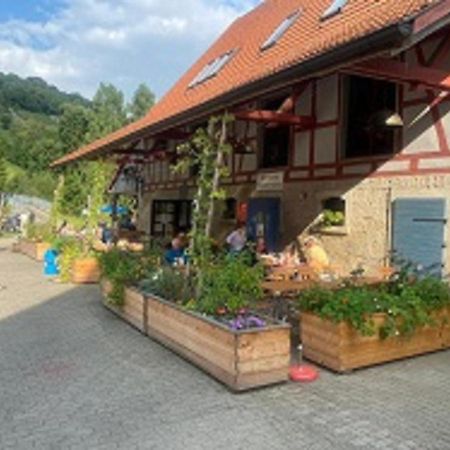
[392,198,446,277]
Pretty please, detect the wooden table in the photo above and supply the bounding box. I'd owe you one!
[262,276,383,295]
[261,279,317,294]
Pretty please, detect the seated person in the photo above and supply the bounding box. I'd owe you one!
[164,237,186,266]
[303,236,330,273]
[226,223,247,254]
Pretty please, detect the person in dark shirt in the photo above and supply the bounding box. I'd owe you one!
[164,237,186,265]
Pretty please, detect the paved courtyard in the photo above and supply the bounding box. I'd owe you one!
[1,238,450,450]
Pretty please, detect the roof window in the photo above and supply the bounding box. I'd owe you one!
[261,10,301,51]
[188,50,235,88]
[321,0,347,20]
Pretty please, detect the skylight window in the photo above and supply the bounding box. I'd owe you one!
[188,50,235,89]
[261,10,301,51]
[321,0,347,20]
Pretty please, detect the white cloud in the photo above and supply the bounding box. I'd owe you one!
[0,0,259,99]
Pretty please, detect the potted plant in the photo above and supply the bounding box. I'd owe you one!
[18,222,53,261]
[69,161,112,284]
[298,275,450,372]
[140,255,291,391]
[97,116,291,391]
[99,248,153,332]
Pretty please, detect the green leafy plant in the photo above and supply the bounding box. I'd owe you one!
[25,222,54,242]
[196,255,264,316]
[172,114,234,296]
[58,238,84,283]
[140,267,191,305]
[321,209,345,227]
[98,249,151,306]
[298,276,450,339]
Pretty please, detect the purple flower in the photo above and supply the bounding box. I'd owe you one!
[228,315,266,330]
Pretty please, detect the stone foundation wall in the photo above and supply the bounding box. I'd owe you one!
[281,174,450,276]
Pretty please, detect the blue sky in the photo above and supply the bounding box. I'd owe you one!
[0,0,65,22]
[0,0,259,99]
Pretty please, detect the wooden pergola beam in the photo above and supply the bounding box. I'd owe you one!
[351,58,450,92]
[234,110,315,127]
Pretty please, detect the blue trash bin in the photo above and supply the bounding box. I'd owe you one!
[44,249,60,277]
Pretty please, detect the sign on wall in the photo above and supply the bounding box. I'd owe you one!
[256,172,284,192]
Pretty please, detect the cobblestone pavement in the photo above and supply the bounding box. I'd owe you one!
[1,239,450,450]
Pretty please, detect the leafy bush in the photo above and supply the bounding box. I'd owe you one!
[58,237,84,283]
[98,249,150,306]
[321,209,345,227]
[139,267,191,305]
[25,222,54,242]
[299,277,450,338]
[196,255,264,316]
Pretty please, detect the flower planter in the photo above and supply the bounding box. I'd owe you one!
[16,240,50,261]
[71,257,101,284]
[145,294,291,391]
[301,311,450,373]
[101,280,146,333]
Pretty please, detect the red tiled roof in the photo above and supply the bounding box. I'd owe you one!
[53,0,440,166]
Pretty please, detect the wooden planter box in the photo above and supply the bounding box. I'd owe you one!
[301,311,450,373]
[101,280,146,333]
[17,240,50,261]
[145,294,291,391]
[72,257,101,284]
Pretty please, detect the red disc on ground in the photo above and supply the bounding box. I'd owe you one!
[289,365,319,383]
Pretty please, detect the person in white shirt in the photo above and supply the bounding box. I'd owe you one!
[226,224,247,253]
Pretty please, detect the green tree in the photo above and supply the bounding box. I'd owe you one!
[128,83,155,121]
[60,164,89,216]
[0,149,8,217]
[58,103,91,152]
[87,83,126,141]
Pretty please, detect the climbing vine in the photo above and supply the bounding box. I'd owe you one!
[172,114,234,294]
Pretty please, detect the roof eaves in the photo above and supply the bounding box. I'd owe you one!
[52,18,415,168]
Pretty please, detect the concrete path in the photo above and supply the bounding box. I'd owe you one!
[1,238,450,450]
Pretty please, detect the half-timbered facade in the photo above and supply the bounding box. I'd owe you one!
[54,0,450,276]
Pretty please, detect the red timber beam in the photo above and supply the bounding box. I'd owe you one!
[234,110,315,127]
[413,0,450,35]
[351,57,450,92]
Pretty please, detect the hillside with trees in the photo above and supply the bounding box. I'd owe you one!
[0,74,155,201]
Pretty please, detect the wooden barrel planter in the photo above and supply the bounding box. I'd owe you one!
[100,280,146,333]
[17,240,50,261]
[301,311,450,373]
[145,294,291,391]
[71,257,101,284]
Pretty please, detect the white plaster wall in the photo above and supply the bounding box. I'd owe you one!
[402,105,439,154]
[295,83,312,116]
[316,75,338,122]
[241,154,258,172]
[293,131,310,166]
[314,126,337,164]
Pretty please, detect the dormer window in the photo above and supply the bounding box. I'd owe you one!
[321,0,347,21]
[261,10,301,51]
[188,50,235,88]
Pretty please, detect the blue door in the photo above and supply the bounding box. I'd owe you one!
[392,198,446,277]
[247,198,281,252]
